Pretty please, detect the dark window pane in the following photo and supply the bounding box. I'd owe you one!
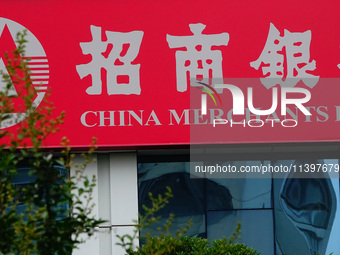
[273,159,339,255]
[206,177,272,210]
[138,162,206,237]
[11,166,69,218]
[207,210,274,255]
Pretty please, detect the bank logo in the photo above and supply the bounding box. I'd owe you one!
[0,18,49,129]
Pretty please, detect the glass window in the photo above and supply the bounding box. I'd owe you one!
[138,162,206,237]
[207,210,274,255]
[11,166,69,218]
[273,159,340,255]
[137,155,340,255]
[206,177,272,210]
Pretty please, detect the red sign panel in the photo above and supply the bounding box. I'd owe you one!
[1,0,340,148]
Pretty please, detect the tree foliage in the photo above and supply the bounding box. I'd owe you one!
[117,188,259,255]
[0,30,104,255]
[130,236,260,255]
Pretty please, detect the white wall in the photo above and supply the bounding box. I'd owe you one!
[73,152,139,255]
[71,154,100,255]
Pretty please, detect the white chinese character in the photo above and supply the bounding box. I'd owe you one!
[76,25,143,95]
[250,23,319,89]
[167,23,229,92]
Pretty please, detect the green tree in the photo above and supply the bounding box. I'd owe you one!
[0,30,104,255]
[117,188,259,255]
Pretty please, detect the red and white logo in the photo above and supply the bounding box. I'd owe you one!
[0,18,49,129]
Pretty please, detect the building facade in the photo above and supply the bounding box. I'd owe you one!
[2,1,340,254]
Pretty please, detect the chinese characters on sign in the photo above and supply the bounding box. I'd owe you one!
[76,25,143,95]
[167,23,229,92]
[77,23,340,96]
[250,23,319,89]
[77,23,230,94]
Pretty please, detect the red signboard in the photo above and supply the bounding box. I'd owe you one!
[1,0,340,148]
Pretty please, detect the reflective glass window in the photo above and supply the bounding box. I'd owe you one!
[207,210,274,255]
